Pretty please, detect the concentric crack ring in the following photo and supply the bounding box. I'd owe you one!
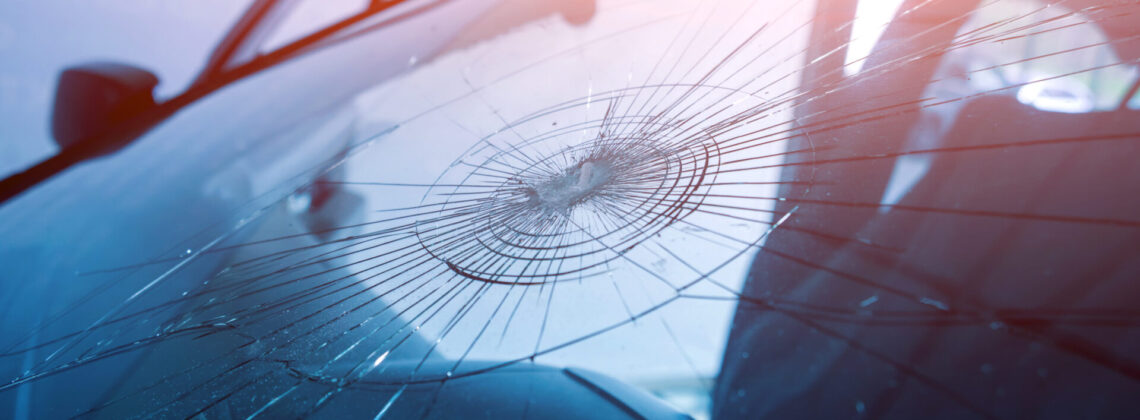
[415,88,728,286]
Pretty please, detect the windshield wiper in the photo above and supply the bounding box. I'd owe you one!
[0,0,434,207]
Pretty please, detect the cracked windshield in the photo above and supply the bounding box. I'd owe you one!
[1,0,1139,419]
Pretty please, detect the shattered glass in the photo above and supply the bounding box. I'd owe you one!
[2,0,1139,418]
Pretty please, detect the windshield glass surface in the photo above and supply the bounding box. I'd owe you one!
[2,0,1139,419]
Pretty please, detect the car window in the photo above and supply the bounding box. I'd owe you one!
[955,0,1136,112]
[0,1,254,178]
[2,0,1139,419]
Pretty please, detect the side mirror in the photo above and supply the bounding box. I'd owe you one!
[51,62,159,156]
